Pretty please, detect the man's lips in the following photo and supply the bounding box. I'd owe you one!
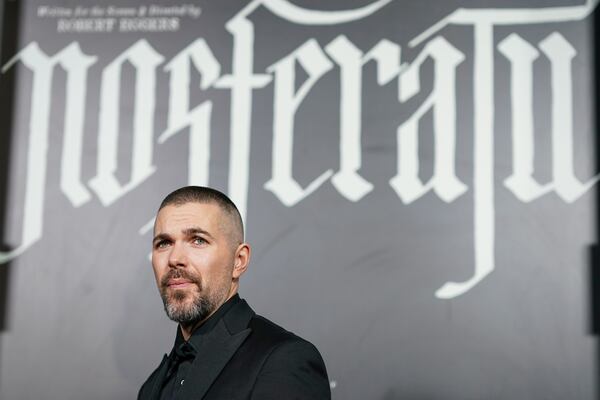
[167,279,194,289]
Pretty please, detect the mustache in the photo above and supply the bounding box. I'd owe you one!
[160,269,202,289]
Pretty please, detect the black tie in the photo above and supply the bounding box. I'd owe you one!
[165,342,195,380]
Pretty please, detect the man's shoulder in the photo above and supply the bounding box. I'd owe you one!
[224,299,328,380]
[227,299,315,349]
[243,312,308,346]
[249,313,299,340]
[244,313,325,367]
[239,313,331,399]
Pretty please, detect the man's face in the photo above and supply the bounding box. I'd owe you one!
[152,202,243,325]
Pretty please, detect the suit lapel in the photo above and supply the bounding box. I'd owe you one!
[145,354,170,400]
[179,299,254,399]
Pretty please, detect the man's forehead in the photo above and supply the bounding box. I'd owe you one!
[154,202,225,232]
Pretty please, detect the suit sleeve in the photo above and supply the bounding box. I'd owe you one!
[250,339,331,400]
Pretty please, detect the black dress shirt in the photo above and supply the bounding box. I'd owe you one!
[159,295,241,400]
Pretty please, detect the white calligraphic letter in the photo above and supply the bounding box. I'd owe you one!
[216,5,272,221]
[264,39,334,206]
[59,45,98,207]
[539,33,599,201]
[0,43,96,262]
[325,36,401,201]
[389,37,467,204]
[161,39,221,186]
[498,34,552,202]
[89,39,164,205]
[501,33,599,202]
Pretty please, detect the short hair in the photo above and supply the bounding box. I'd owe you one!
[158,186,244,244]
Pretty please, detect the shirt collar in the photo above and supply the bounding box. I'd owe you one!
[172,294,241,351]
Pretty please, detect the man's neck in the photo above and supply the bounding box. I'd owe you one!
[180,319,204,341]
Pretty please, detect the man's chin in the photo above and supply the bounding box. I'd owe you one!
[165,285,198,300]
[168,292,197,306]
[165,299,214,325]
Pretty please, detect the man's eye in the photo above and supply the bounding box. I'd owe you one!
[154,240,169,249]
[192,237,207,245]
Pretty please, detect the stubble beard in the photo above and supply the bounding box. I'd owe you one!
[159,270,225,326]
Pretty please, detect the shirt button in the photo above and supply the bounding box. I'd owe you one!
[180,379,185,386]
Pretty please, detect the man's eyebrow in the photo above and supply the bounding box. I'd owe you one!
[182,227,214,239]
[152,233,171,243]
[152,227,214,243]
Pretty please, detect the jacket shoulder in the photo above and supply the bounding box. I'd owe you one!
[249,314,304,343]
[242,315,330,399]
[245,315,330,399]
[203,309,331,399]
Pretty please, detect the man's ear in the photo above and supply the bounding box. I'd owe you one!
[232,243,251,279]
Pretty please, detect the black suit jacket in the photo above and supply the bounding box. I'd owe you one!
[138,298,331,400]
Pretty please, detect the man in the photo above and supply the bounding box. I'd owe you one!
[138,186,331,400]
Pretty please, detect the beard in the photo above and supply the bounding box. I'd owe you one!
[159,269,221,326]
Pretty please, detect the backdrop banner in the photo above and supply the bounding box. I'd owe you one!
[0,0,598,398]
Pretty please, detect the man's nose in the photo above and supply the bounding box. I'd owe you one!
[168,242,187,268]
